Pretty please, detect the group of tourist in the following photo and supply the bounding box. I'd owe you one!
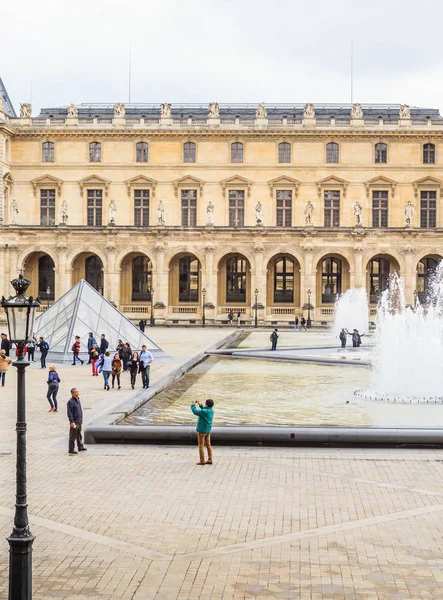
[293,316,308,331]
[227,310,242,327]
[339,328,364,348]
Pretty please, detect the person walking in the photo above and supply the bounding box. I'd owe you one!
[138,319,146,332]
[129,352,139,389]
[71,335,84,366]
[0,349,12,387]
[37,337,50,369]
[67,388,87,455]
[138,345,153,389]
[300,316,307,331]
[351,329,359,348]
[190,399,214,465]
[293,316,299,331]
[87,332,96,364]
[339,328,348,348]
[26,336,36,362]
[237,311,241,327]
[270,328,279,351]
[1,333,10,356]
[116,339,124,360]
[99,334,109,355]
[90,343,100,376]
[102,351,112,390]
[46,366,60,412]
[227,310,233,326]
[111,353,122,389]
[121,343,132,372]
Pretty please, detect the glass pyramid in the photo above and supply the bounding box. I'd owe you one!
[35,279,163,363]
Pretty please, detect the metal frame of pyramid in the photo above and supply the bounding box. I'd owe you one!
[34,279,164,363]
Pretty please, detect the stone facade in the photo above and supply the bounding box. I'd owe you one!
[1,101,443,325]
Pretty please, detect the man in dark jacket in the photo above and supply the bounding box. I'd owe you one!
[138,319,147,332]
[87,332,96,364]
[67,388,87,455]
[1,333,10,357]
[270,328,279,351]
[37,337,50,369]
[99,334,109,355]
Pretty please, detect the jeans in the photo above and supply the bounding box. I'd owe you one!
[123,357,130,371]
[68,423,84,452]
[271,340,277,350]
[47,385,58,409]
[130,371,137,387]
[140,365,150,388]
[197,432,212,463]
[111,373,121,387]
[40,352,48,369]
[0,372,5,386]
[27,348,35,361]
[72,354,82,364]
[103,370,111,387]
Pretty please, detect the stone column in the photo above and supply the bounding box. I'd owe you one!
[301,245,314,305]
[104,246,117,304]
[9,245,18,279]
[0,245,6,297]
[403,246,415,305]
[153,243,167,309]
[253,245,266,305]
[353,246,364,289]
[204,245,215,305]
[56,245,68,298]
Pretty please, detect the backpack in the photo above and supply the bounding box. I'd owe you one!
[42,341,50,351]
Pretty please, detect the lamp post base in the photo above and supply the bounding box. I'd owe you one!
[8,534,35,600]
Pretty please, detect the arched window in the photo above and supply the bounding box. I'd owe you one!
[179,256,199,302]
[326,142,339,164]
[226,256,247,302]
[369,257,390,304]
[38,255,55,299]
[423,143,435,164]
[278,142,291,163]
[136,142,148,162]
[231,142,243,163]
[321,258,342,303]
[42,141,54,162]
[183,142,196,163]
[418,257,439,303]
[274,257,294,303]
[85,255,103,291]
[375,142,387,164]
[132,256,152,301]
[89,142,101,162]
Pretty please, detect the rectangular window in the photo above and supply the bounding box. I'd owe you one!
[276,190,292,226]
[420,191,437,228]
[134,189,150,226]
[324,190,340,227]
[40,189,56,225]
[229,190,245,227]
[184,142,196,163]
[87,189,103,226]
[372,191,388,228]
[181,190,197,227]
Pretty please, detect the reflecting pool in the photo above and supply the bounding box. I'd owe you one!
[124,356,443,428]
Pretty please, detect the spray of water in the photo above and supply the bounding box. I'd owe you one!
[332,288,369,340]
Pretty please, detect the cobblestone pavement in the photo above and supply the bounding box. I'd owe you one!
[1,329,443,599]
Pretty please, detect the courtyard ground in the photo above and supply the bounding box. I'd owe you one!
[1,328,443,599]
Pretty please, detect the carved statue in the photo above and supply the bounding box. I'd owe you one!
[157,200,165,225]
[405,200,414,226]
[303,103,315,119]
[353,201,363,226]
[255,201,263,225]
[400,104,411,119]
[60,199,69,225]
[20,103,32,118]
[67,103,78,117]
[208,102,219,118]
[304,201,314,225]
[108,199,117,224]
[114,103,125,117]
[351,103,363,119]
[206,201,214,226]
[160,103,172,118]
[256,103,267,119]
[10,199,19,224]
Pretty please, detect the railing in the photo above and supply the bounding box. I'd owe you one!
[240,119,254,125]
[121,305,150,313]
[98,119,113,124]
[365,119,379,126]
[32,119,46,125]
[170,306,199,314]
[316,119,331,126]
[321,308,334,315]
[220,306,248,314]
[221,119,236,124]
[79,118,94,124]
[126,118,141,125]
[335,119,350,125]
[270,307,296,315]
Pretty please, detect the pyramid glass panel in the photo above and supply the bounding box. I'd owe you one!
[34,279,163,362]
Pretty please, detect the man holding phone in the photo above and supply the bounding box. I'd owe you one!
[67,388,87,455]
[190,399,214,465]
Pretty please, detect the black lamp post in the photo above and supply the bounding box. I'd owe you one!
[254,289,259,328]
[307,289,312,328]
[149,287,155,327]
[46,286,50,310]
[1,273,40,600]
[202,288,206,328]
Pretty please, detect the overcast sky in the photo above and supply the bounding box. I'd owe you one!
[3,0,443,114]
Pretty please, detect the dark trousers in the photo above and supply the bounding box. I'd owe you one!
[130,372,137,387]
[271,340,277,350]
[72,354,82,364]
[69,423,84,452]
[0,372,5,386]
[27,348,35,361]
[141,365,150,388]
[341,339,346,348]
[112,374,121,387]
[353,341,358,348]
[47,386,58,409]
[40,351,48,369]
[123,358,130,371]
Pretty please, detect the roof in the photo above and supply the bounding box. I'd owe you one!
[36,102,442,121]
[0,77,17,118]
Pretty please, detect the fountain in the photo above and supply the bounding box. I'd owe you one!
[356,264,443,403]
[332,288,369,340]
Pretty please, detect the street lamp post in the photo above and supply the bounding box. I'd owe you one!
[254,289,259,328]
[46,286,50,310]
[1,273,40,600]
[149,287,155,327]
[202,288,206,328]
[307,289,312,328]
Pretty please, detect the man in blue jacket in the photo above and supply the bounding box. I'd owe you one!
[87,332,96,364]
[190,399,214,465]
[67,388,87,455]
